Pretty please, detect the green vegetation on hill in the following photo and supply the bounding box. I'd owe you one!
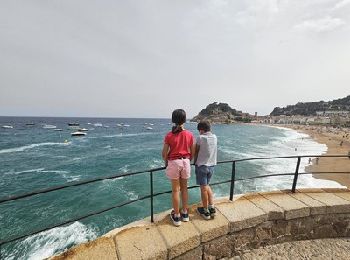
[270,95,350,116]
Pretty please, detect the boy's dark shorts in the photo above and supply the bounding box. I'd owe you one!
[195,165,214,186]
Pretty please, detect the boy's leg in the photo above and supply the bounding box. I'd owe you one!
[200,185,209,209]
[171,179,180,214]
[207,185,214,206]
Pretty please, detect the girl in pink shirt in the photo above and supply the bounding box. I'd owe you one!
[162,109,195,226]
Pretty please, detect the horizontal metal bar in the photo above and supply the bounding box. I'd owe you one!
[1,154,348,204]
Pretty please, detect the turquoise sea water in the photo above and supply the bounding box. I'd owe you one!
[0,116,343,259]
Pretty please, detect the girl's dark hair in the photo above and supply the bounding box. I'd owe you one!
[197,121,211,132]
[171,109,186,134]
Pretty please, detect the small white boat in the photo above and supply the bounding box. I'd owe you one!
[145,127,153,130]
[2,125,13,129]
[78,128,88,132]
[94,123,103,127]
[124,124,130,127]
[43,124,57,129]
[71,131,87,136]
[116,123,122,127]
[149,123,154,126]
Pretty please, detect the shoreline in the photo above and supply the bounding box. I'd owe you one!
[272,124,350,188]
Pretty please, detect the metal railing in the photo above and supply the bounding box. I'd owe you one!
[0,154,349,257]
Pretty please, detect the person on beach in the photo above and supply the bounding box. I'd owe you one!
[162,109,195,226]
[194,121,217,220]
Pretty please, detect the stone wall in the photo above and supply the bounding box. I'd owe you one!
[51,188,350,260]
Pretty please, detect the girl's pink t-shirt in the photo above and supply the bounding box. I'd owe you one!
[164,130,194,160]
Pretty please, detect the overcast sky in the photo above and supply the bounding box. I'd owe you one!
[0,0,349,118]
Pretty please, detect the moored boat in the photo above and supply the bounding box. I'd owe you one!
[71,131,87,136]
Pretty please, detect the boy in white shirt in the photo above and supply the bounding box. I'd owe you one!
[194,121,217,220]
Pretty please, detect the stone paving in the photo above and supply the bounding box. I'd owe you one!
[225,238,350,260]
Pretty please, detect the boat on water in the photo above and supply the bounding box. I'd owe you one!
[2,125,13,129]
[71,131,87,136]
[78,128,88,132]
[145,126,153,130]
[124,124,130,127]
[68,123,80,126]
[94,123,103,127]
[43,124,57,129]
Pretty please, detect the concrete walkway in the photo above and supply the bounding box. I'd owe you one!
[225,238,350,259]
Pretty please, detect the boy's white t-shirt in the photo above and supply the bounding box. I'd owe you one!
[196,132,217,166]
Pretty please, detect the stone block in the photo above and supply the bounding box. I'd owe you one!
[216,198,267,232]
[203,235,234,259]
[51,237,118,260]
[261,191,310,220]
[191,205,229,243]
[271,219,292,244]
[157,216,200,259]
[333,192,350,203]
[114,226,167,260]
[289,192,327,215]
[244,193,284,220]
[304,192,350,214]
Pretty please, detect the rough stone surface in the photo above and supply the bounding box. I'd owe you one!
[244,193,284,220]
[51,237,117,260]
[260,191,310,220]
[229,238,350,260]
[203,235,234,259]
[191,205,229,242]
[216,197,267,232]
[114,225,167,260]
[173,246,202,260]
[157,216,200,259]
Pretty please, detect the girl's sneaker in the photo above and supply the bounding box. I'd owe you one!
[197,207,211,220]
[181,209,189,222]
[170,210,181,226]
[209,207,216,218]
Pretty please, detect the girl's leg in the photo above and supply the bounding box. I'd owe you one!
[171,179,181,214]
[179,178,188,212]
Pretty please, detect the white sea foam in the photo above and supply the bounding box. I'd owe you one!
[249,128,343,191]
[0,142,71,154]
[4,222,97,260]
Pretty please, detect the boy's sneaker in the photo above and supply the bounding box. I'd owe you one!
[170,210,181,227]
[197,207,211,220]
[209,207,216,218]
[181,209,189,222]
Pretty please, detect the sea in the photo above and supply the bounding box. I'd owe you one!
[0,116,343,259]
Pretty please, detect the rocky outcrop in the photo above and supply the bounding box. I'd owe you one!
[191,102,252,123]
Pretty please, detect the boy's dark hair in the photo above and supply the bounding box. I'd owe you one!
[197,121,211,132]
[171,109,186,134]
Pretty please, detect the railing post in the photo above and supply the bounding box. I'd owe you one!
[291,156,301,193]
[150,171,154,223]
[229,161,236,201]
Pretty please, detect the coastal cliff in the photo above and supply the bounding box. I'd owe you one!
[191,102,253,123]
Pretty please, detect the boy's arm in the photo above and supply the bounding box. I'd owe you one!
[162,143,169,166]
[193,144,199,164]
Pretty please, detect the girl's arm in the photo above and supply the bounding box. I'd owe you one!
[162,143,169,165]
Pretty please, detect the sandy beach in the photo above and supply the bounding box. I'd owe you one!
[279,124,350,188]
